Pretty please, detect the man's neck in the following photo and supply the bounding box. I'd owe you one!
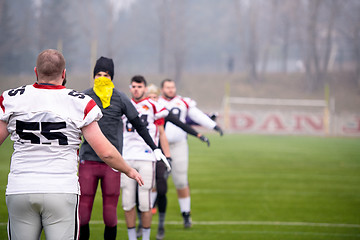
[133,96,145,102]
[38,79,62,86]
[162,94,175,100]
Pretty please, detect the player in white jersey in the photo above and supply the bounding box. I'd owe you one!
[121,75,170,240]
[158,78,223,228]
[0,49,143,240]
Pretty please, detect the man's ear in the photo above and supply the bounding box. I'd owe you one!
[62,69,66,79]
[34,67,38,77]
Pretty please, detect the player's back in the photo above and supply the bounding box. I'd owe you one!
[0,83,101,195]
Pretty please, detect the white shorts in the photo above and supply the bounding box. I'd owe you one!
[121,160,155,212]
[6,193,79,240]
[169,140,189,189]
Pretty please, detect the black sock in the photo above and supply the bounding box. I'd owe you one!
[79,224,90,240]
[104,225,117,240]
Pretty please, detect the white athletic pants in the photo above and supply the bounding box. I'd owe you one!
[6,193,79,240]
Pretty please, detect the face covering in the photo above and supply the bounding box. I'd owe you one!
[93,76,114,108]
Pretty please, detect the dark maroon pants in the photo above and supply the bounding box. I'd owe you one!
[78,160,120,227]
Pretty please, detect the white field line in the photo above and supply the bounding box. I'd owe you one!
[0,220,358,228]
[84,220,360,228]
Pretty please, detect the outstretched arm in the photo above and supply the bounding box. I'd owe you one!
[188,107,223,136]
[130,116,158,150]
[130,116,171,170]
[165,113,210,146]
[165,112,198,137]
[82,121,143,186]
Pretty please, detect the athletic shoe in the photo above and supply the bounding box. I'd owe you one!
[182,212,192,228]
[156,227,165,240]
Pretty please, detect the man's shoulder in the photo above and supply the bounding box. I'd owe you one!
[83,88,93,94]
[175,95,195,108]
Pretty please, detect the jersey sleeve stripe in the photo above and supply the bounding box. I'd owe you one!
[158,107,167,113]
[179,97,189,109]
[0,94,4,113]
[148,100,157,115]
[83,99,97,120]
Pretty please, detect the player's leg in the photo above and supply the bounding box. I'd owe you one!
[101,165,121,240]
[6,194,42,240]
[138,160,156,240]
[41,193,79,239]
[169,140,192,228]
[135,186,143,238]
[78,160,100,239]
[155,160,169,239]
[121,160,138,240]
[151,188,158,214]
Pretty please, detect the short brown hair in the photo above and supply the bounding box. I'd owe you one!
[160,78,174,88]
[36,49,65,80]
[131,75,147,86]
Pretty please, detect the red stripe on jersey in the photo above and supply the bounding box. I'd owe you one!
[155,124,159,140]
[0,94,4,113]
[33,83,66,89]
[179,97,189,109]
[154,118,165,126]
[148,100,157,115]
[158,107,167,113]
[83,99,97,120]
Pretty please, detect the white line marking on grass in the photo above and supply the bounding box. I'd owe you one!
[84,220,360,228]
[1,220,358,229]
[168,229,360,238]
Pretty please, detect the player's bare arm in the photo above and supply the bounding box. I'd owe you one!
[158,125,171,158]
[0,120,9,145]
[82,121,144,186]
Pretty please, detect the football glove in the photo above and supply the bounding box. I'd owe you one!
[199,135,210,147]
[154,148,171,171]
[214,125,224,136]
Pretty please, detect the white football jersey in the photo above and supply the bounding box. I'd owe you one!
[0,83,102,195]
[158,95,217,143]
[122,98,168,161]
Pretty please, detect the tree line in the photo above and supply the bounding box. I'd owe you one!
[0,0,359,92]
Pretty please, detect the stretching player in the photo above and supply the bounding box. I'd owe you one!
[146,84,211,239]
[158,78,223,228]
[121,76,170,240]
[78,57,167,240]
[0,49,143,239]
[135,84,211,239]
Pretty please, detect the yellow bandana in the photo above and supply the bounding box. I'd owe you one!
[93,76,114,108]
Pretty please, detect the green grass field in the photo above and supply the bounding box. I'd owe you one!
[0,134,360,239]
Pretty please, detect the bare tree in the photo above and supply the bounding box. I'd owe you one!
[0,0,15,73]
[246,0,259,83]
[156,0,168,74]
[322,0,341,73]
[338,0,360,89]
[260,0,279,77]
[278,0,297,74]
[167,0,188,84]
